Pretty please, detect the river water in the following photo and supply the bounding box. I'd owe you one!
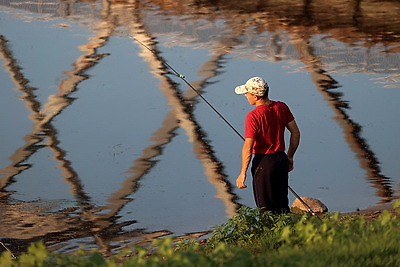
[1,0,400,256]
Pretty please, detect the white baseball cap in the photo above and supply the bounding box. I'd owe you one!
[235,77,269,96]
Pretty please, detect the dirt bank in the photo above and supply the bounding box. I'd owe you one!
[341,202,399,222]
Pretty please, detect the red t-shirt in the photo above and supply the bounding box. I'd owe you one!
[244,101,294,154]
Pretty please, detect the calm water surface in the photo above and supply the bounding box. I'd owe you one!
[1,0,400,255]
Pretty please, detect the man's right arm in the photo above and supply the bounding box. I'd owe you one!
[236,138,254,189]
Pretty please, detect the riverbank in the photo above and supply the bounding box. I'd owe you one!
[341,202,399,222]
[1,203,399,266]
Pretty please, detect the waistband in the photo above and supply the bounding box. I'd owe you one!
[253,151,286,159]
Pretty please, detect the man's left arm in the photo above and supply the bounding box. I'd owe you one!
[286,120,300,171]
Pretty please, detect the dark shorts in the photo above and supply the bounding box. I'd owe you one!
[251,151,290,214]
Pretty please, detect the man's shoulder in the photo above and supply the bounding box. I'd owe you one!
[246,107,263,121]
[273,100,287,105]
[273,100,291,109]
[246,108,258,117]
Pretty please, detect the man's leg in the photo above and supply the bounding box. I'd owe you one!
[252,152,290,214]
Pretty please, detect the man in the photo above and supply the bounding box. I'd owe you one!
[235,77,300,214]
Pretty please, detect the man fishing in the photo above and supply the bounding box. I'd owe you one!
[235,77,300,214]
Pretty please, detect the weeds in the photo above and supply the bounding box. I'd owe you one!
[203,206,295,253]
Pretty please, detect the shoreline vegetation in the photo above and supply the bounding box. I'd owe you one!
[1,201,399,266]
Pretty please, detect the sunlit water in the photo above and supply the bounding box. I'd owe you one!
[1,0,400,255]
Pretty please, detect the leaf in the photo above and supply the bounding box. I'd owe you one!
[378,210,393,226]
[88,252,107,266]
[280,226,292,243]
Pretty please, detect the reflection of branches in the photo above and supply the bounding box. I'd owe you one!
[0,35,42,189]
[0,16,130,255]
[0,33,89,253]
[104,7,240,221]
[291,33,393,202]
[0,29,107,203]
[0,35,85,199]
[0,13,176,256]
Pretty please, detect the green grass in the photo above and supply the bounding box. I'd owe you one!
[1,201,399,266]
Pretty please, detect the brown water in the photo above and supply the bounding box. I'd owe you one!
[1,0,400,256]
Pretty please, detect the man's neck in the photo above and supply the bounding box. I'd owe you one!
[255,98,271,106]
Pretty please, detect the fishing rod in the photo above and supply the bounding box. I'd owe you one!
[121,32,318,217]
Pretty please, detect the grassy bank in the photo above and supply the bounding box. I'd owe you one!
[1,201,399,266]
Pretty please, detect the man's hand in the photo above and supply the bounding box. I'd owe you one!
[288,157,294,172]
[236,173,247,189]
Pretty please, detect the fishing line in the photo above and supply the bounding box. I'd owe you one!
[119,32,243,139]
[120,31,318,216]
